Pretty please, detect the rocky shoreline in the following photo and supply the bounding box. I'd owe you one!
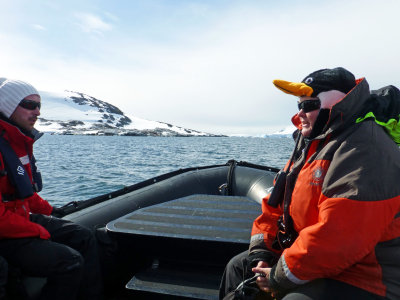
[39,118,225,137]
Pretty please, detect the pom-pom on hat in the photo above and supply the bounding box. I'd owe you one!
[0,78,39,118]
[273,67,356,97]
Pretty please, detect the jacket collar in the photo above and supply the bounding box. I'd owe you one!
[0,113,43,140]
[0,118,41,151]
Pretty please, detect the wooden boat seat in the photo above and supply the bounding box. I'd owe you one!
[106,194,261,299]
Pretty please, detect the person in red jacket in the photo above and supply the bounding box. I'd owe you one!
[0,78,102,299]
[220,68,400,300]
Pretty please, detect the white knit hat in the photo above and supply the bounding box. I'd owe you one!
[0,78,40,118]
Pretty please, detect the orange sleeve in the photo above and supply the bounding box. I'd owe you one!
[284,195,399,280]
[249,193,283,254]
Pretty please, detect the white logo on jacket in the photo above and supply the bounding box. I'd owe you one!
[310,167,326,186]
[17,166,24,176]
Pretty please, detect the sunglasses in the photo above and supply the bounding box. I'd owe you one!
[19,99,41,111]
[297,99,321,113]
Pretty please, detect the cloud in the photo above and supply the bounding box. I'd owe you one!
[74,12,113,36]
[1,0,400,135]
[32,24,46,31]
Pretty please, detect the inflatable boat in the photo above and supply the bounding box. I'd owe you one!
[14,160,279,300]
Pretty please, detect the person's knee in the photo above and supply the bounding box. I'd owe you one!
[227,251,249,274]
[39,251,84,299]
[46,246,85,281]
[58,251,84,276]
[226,255,239,271]
[73,224,93,240]
[69,225,97,254]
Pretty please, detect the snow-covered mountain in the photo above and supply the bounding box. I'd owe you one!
[36,91,221,137]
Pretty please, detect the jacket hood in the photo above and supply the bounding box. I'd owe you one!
[292,78,370,138]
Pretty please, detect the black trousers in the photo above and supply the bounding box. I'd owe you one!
[0,214,103,300]
[220,250,250,299]
[220,250,386,300]
[0,256,7,300]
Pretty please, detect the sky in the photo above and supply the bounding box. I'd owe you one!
[1,0,400,136]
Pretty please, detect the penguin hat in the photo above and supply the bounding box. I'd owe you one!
[273,67,356,109]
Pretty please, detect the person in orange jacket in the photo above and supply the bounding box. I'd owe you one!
[220,67,400,300]
[0,78,102,299]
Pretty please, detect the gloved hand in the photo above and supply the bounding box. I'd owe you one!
[51,207,65,218]
[247,251,278,269]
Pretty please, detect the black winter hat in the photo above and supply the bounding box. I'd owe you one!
[273,67,356,98]
[302,67,356,97]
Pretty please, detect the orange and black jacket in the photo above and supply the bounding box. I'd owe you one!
[0,119,53,240]
[250,78,400,299]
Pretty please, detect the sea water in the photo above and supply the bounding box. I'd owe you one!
[35,135,294,206]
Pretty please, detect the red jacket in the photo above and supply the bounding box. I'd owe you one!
[0,119,52,240]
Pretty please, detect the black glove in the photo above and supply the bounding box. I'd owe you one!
[51,207,65,218]
[247,251,278,269]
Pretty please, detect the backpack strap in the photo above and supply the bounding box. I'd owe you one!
[30,155,42,193]
[0,137,35,199]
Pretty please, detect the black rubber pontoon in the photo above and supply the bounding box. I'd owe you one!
[16,161,278,300]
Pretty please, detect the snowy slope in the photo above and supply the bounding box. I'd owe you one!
[36,91,218,136]
[270,125,296,136]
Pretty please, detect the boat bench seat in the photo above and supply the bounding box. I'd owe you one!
[106,194,261,256]
[125,262,223,300]
[106,194,261,299]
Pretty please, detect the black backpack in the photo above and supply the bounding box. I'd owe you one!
[356,85,400,145]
